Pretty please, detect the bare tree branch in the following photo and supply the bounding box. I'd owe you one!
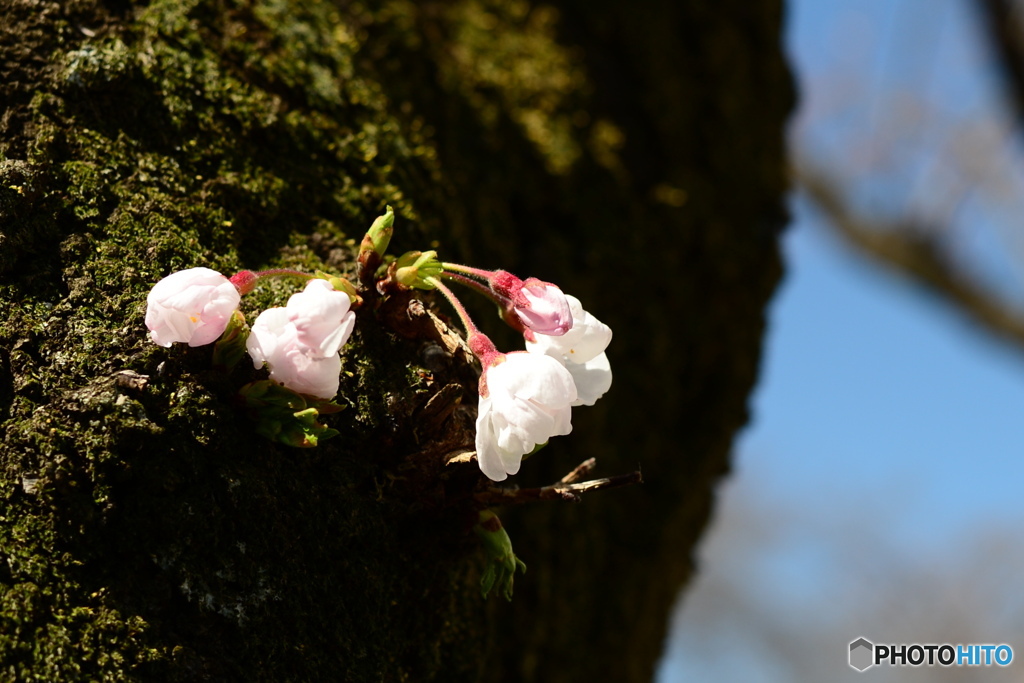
[475,462,643,506]
[797,164,1024,351]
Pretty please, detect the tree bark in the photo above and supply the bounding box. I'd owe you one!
[0,0,792,681]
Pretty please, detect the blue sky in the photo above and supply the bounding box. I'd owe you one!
[747,201,1024,546]
[658,197,1024,682]
[777,0,1024,546]
[658,0,1024,679]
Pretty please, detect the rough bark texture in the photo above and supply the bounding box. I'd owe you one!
[0,1,792,681]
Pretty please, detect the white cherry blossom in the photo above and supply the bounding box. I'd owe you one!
[246,279,354,399]
[146,267,240,347]
[476,352,577,481]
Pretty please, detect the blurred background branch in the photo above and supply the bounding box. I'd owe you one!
[797,162,1024,350]
[793,0,1024,353]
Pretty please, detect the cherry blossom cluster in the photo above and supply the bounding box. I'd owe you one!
[429,265,612,482]
[146,267,357,401]
[144,208,615,599]
[143,207,612,481]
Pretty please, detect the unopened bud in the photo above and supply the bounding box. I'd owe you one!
[314,271,362,306]
[473,510,527,600]
[394,250,444,290]
[358,206,394,264]
[489,271,572,337]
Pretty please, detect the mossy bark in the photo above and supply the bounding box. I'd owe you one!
[0,1,792,681]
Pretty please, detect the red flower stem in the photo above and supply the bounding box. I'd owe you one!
[443,271,508,304]
[427,276,480,337]
[441,262,494,281]
[254,268,314,280]
[426,276,498,362]
[231,268,315,295]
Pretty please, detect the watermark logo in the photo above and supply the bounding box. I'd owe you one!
[849,638,874,671]
[849,637,1013,672]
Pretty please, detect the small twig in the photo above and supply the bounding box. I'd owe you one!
[559,471,643,495]
[559,457,596,484]
[476,461,642,506]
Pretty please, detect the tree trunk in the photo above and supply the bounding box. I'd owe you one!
[0,1,792,681]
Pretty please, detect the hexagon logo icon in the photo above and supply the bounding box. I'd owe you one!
[849,637,875,671]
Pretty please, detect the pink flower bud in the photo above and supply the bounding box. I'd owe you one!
[491,271,573,337]
[145,267,241,347]
[515,278,573,336]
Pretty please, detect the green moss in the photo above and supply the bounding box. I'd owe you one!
[1,1,492,680]
[437,0,587,174]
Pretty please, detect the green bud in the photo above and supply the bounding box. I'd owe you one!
[329,277,359,300]
[277,422,313,448]
[473,510,527,600]
[293,407,319,427]
[394,250,444,290]
[359,206,394,263]
[314,271,361,305]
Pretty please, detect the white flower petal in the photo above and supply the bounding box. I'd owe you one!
[567,352,612,407]
[492,353,577,406]
[498,443,524,476]
[287,279,356,357]
[247,307,291,368]
[493,406,537,455]
[475,396,509,482]
[270,348,341,399]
